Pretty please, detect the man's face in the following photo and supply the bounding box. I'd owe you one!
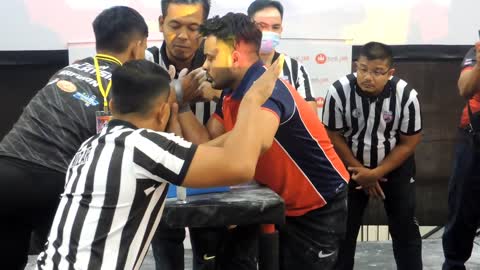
[252,6,283,35]
[202,36,235,90]
[160,3,204,62]
[355,56,394,95]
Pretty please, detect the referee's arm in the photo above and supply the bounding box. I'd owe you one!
[374,92,422,178]
[374,133,421,178]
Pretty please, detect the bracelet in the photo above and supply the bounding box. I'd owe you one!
[173,79,183,103]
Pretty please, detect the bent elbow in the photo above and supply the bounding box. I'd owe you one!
[231,160,256,184]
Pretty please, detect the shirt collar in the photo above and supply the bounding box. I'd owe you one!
[225,61,265,99]
[354,74,393,102]
[107,119,138,130]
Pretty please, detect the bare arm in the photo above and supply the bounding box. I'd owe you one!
[307,101,318,115]
[373,133,421,178]
[458,68,480,99]
[327,130,363,168]
[459,42,480,98]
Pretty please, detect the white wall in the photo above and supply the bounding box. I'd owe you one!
[2,0,480,51]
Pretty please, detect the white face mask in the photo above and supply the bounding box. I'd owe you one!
[260,31,280,54]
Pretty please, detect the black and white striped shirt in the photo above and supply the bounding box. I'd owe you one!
[322,74,422,168]
[272,51,315,101]
[37,119,197,270]
[146,43,215,124]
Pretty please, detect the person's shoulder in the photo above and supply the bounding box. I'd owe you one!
[389,76,418,96]
[329,73,356,91]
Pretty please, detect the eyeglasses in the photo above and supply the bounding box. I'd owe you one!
[355,63,391,78]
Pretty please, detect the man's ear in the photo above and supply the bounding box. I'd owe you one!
[389,68,395,77]
[159,15,165,32]
[232,50,241,67]
[158,102,171,131]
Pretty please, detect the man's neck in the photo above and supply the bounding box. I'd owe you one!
[112,115,160,131]
[259,51,276,67]
[96,50,127,64]
[165,49,194,72]
[231,58,260,91]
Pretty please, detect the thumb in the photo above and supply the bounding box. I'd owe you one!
[168,65,176,80]
[178,68,189,79]
[171,102,179,117]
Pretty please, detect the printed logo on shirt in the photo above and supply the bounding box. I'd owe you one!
[56,80,77,93]
[352,108,361,118]
[73,92,100,107]
[383,111,393,123]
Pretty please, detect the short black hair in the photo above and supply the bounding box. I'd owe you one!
[111,60,171,115]
[247,0,284,19]
[359,42,394,67]
[93,6,148,53]
[199,13,262,53]
[161,0,211,20]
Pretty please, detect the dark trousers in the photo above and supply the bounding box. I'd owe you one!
[335,157,422,270]
[278,188,348,270]
[0,156,65,270]
[442,129,480,270]
[151,226,258,270]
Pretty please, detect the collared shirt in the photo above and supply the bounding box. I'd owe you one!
[0,57,120,173]
[322,74,422,168]
[37,119,197,270]
[214,61,349,216]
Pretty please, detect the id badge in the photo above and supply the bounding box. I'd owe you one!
[95,111,112,133]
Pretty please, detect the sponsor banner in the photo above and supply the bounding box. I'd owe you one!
[277,39,352,117]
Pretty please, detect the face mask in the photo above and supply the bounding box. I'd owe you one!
[260,31,280,54]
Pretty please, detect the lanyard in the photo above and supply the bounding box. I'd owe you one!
[93,54,122,111]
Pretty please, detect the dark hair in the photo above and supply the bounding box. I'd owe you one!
[111,60,171,115]
[359,42,394,67]
[199,13,262,53]
[93,6,148,53]
[161,0,211,20]
[247,0,284,19]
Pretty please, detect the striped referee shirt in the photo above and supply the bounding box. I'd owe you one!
[146,43,216,124]
[272,51,315,101]
[37,119,197,270]
[322,74,422,168]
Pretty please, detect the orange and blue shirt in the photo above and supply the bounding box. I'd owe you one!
[213,61,349,216]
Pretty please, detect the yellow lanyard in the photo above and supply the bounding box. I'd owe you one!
[93,54,122,111]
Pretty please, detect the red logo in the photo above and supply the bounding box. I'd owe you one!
[316,97,325,108]
[316,53,327,64]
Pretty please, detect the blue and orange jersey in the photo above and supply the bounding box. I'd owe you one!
[213,61,350,216]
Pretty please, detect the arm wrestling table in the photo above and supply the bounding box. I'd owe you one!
[159,185,285,270]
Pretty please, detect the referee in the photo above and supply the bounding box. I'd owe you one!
[322,42,423,270]
[247,0,318,113]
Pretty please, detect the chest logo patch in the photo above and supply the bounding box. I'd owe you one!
[383,111,393,123]
[56,80,77,93]
[352,108,361,119]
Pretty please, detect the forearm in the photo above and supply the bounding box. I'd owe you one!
[204,132,229,147]
[459,67,480,98]
[178,109,211,144]
[329,132,363,168]
[224,97,264,172]
[307,101,318,115]
[374,143,416,177]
